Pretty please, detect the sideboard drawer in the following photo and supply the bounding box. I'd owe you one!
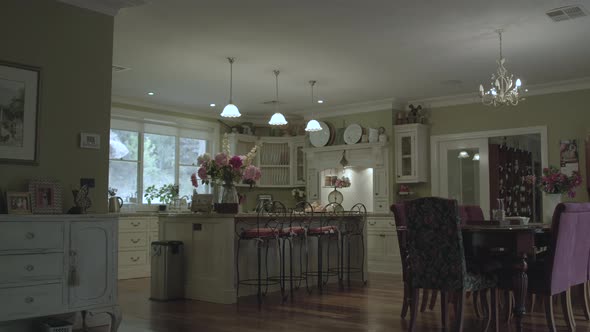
[0,253,63,283]
[0,222,63,251]
[119,232,148,249]
[0,283,63,320]
[118,250,147,266]
[119,218,148,231]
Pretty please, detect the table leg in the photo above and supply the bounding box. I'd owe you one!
[512,254,528,332]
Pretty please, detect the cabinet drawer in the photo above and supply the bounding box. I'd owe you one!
[0,253,63,283]
[118,250,147,266]
[0,222,63,251]
[373,199,391,213]
[119,218,148,231]
[367,217,396,232]
[0,283,63,320]
[119,232,148,249]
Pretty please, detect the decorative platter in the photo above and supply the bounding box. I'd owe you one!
[344,123,362,145]
[310,121,333,147]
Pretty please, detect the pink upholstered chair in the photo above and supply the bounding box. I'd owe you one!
[528,202,590,332]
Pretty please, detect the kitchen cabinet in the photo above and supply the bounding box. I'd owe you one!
[394,124,429,183]
[228,133,306,188]
[0,215,120,331]
[366,216,401,274]
[118,215,159,279]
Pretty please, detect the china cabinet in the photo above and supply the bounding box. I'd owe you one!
[0,215,120,331]
[394,124,429,183]
[227,133,306,188]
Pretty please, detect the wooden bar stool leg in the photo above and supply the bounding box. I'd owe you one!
[409,288,420,332]
[420,289,430,312]
[401,281,410,318]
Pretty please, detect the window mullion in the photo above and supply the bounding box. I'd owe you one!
[175,135,180,187]
[138,127,145,206]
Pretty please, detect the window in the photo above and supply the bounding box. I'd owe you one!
[109,111,218,206]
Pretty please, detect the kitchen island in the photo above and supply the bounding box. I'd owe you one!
[158,213,366,304]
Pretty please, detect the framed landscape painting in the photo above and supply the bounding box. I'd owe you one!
[0,61,40,164]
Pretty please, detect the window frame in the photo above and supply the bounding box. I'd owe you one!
[110,108,219,207]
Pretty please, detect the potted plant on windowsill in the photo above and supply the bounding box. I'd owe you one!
[144,184,179,211]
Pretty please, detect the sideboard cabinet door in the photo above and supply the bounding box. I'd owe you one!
[69,221,116,309]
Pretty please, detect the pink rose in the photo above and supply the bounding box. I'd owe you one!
[191,173,198,188]
[214,152,228,166]
[197,167,208,180]
[243,165,261,181]
[229,155,243,170]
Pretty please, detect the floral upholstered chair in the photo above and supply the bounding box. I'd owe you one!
[405,197,498,332]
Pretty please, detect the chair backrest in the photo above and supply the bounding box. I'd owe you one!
[391,203,408,281]
[391,203,406,227]
[291,201,313,228]
[405,197,467,290]
[257,200,286,229]
[322,202,344,227]
[346,203,367,234]
[547,202,590,295]
[458,205,485,224]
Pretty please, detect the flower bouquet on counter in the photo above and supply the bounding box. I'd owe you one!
[525,166,582,198]
[334,176,351,189]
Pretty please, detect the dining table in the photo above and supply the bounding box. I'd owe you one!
[396,221,551,332]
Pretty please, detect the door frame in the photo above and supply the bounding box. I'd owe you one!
[431,126,548,217]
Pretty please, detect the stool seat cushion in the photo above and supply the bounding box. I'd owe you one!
[280,226,306,235]
[241,228,278,238]
[308,225,338,235]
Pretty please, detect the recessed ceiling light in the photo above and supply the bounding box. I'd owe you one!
[210,103,216,107]
[317,100,324,104]
[147,92,155,96]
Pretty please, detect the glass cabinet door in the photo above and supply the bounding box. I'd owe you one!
[295,146,305,184]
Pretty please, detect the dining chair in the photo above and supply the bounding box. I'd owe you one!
[527,202,590,332]
[405,197,499,332]
[391,203,438,317]
[235,200,285,306]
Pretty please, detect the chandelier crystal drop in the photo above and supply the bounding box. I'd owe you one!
[305,80,323,132]
[220,57,241,118]
[479,30,525,107]
[268,70,288,126]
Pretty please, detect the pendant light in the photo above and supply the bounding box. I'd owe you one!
[339,150,349,168]
[268,70,287,126]
[305,80,322,132]
[220,57,241,118]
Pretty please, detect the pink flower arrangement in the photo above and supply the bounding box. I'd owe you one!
[191,173,198,188]
[334,176,351,189]
[525,166,582,198]
[191,134,262,188]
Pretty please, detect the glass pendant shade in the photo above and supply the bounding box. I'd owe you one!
[221,57,241,118]
[268,70,287,126]
[472,153,480,161]
[305,80,321,132]
[458,151,470,159]
[220,103,241,118]
[305,119,322,132]
[269,112,288,126]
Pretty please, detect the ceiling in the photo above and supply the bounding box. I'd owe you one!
[111,0,590,118]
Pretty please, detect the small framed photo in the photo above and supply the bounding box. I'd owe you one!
[7,192,32,214]
[29,179,63,214]
[80,132,100,149]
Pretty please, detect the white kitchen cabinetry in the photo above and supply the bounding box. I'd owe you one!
[118,215,159,279]
[394,124,429,183]
[228,133,306,188]
[366,216,401,274]
[0,215,120,331]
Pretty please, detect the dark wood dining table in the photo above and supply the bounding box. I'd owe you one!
[397,222,551,332]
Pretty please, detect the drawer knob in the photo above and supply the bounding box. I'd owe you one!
[379,234,386,238]
[375,193,379,196]
[130,257,140,262]
[25,232,35,239]
[131,222,141,227]
[368,221,377,226]
[130,238,141,244]
[24,296,34,304]
[25,265,35,272]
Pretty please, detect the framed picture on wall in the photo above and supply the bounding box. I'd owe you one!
[0,61,40,164]
[29,179,63,214]
[6,191,32,214]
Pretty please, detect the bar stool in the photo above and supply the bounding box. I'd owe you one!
[275,201,311,302]
[235,200,285,306]
[303,202,343,293]
[339,203,367,288]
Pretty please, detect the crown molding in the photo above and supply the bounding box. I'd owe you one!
[57,0,148,16]
[409,76,590,109]
[295,98,406,120]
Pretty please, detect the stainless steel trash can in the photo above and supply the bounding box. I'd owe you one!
[150,240,184,301]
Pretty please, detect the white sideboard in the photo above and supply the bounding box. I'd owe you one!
[0,215,120,331]
[366,216,402,274]
[118,215,159,279]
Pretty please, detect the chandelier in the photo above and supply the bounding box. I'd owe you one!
[479,29,525,106]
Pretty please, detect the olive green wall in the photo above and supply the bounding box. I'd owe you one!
[0,0,114,213]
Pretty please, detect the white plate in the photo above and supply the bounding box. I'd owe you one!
[309,121,331,147]
[344,123,362,145]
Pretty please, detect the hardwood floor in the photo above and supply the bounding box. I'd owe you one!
[117,274,590,332]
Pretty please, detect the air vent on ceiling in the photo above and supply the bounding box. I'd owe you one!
[112,65,130,73]
[546,5,588,22]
